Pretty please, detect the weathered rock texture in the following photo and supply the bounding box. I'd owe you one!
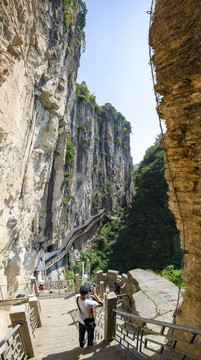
[0,1,132,286]
[149,0,201,333]
[123,269,180,324]
[0,0,81,284]
[63,99,133,230]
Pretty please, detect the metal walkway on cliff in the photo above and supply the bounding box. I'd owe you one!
[36,209,108,274]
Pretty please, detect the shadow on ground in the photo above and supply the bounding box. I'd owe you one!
[39,340,123,360]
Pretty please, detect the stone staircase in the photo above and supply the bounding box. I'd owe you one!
[31,294,134,360]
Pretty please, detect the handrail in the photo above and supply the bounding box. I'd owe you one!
[0,282,32,286]
[0,282,33,301]
[113,308,201,335]
[113,308,201,359]
[0,324,27,360]
[0,324,21,348]
[27,307,37,336]
[27,307,35,316]
[39,279,74,294]
[44,209,108,270]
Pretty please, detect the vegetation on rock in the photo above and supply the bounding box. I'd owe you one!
[63,0,87,52]
[74,137,182,280]
[76,83,132,154]
[65,134,75,167]
[109,137,181,273]
[76,81,96,106]
[63,0,76,28]
[147,265,186,289]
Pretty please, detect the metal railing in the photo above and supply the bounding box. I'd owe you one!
[0,282,34,301]
[0,325,27,360]
[44,209,107,270]
[27,307,38,337]
[113,309,201,359]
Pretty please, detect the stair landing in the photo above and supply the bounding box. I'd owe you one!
[31,294,132,360]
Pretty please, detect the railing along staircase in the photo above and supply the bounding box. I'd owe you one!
[36,209,108,273]
[94,292,201,360]
[1,283,201,360]
[113,309,201,360]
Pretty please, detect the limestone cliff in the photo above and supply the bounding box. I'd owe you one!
[0,0,82,284]
[0,1,132,285]
[56,95,133,239]
[149,0,201,332]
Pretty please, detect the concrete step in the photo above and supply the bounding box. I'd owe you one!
[30,296,136,360]
[32,341,134,360]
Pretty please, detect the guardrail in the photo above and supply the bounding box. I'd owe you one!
[0,282,34,301]
[113,308,201,360]
[116,293,126,304]
[0,324,27,360]
[44,209,107,270]
[94,306,105,341]
[39,280,74,295]
[27,307,38,337]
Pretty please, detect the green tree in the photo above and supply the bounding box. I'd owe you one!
[73,138,181,278]
[108,138,181,273]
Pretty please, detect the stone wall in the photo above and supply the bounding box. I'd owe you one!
[96,268,180,325]
[149,0,201,330]
[96,269,127,290]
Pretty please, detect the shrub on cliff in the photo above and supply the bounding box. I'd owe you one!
[108,137,181,273]
[75,137,182,278]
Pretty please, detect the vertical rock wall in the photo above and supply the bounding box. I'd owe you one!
[0,1,133,285]
[0,0,81,283]
[149,0,201,331]
[62,99,133,230]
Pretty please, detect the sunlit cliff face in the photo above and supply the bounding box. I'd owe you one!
[0,0,81,283]
[150,0,201,332]
[0,1,132,286]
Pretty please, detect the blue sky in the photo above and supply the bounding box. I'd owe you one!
[77,0,161,164]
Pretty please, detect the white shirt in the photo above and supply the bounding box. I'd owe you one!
[75,294,99,325]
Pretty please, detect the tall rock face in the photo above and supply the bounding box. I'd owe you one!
[60,97,133,232]
[0,0,82,284]
[0,3,132,285]
[149,0,201,332]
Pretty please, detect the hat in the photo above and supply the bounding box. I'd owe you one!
[80,285,89,295]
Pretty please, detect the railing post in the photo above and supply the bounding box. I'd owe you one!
[104,292,117,341]
[29,296,42,327]
[0,285,4,300]
[31,277,39,297]
[75,274,80,293]
[9,304,35,358]
[100,281,104,298]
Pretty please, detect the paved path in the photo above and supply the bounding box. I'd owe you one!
[31,294,132,360]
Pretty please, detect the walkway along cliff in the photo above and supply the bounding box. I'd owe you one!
[149,0,201,330]
[0,2,132,286]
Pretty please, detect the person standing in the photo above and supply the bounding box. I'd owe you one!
[114,281,126,295]
[76,284,103,348]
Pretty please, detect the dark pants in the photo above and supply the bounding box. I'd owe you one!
[79,321,95,348]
